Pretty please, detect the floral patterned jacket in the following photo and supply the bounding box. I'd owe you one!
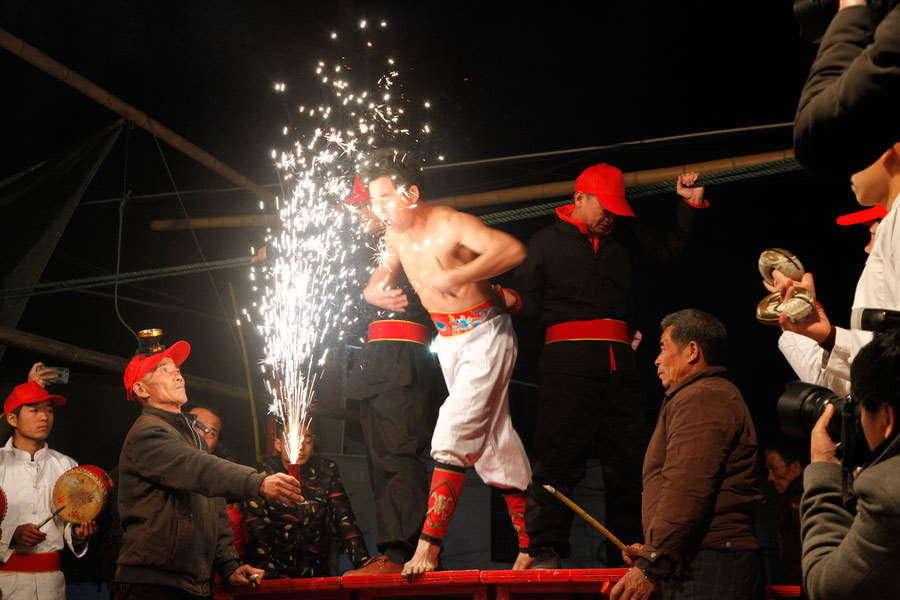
[242,455,369,578]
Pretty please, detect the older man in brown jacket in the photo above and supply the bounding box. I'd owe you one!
[612,309,763,600]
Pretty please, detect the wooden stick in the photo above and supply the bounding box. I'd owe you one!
[36,505,65,529]
[543,485,628,552]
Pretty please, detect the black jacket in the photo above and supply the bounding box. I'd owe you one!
[510,202,698,376]
[345,269,436,399]
[243,455,370,578]
[794,4,900,176]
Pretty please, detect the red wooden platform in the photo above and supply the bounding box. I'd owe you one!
[480,568,629,600]
[213,568,802,599]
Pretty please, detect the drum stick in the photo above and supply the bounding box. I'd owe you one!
[543,485,628,552]
[36,505,65,529]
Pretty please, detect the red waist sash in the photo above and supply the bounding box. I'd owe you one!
[545,319,631,344]
[0,552,61,573]
[430,288,505,337]
[368,320,431,345]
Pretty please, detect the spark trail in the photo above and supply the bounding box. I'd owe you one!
[246,20,435,463]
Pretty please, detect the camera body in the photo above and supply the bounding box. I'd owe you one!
[777,381,871,470]
[40,366,70,385]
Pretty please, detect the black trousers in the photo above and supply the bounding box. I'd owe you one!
[663,549,764,600]
[525,370,646,562]
[359,382,435,564]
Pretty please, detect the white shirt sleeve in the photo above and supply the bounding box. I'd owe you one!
[779,331,851,396]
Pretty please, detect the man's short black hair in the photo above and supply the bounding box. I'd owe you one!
[358,148,425,195]
[852,328,900,415]
[660,309,727,366]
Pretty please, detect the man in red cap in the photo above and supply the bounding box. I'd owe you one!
[506,163,707,569]
[115,340,303,599]
[0,377,97,600]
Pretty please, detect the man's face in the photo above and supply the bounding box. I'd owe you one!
[357,200,387,235]
[850,159,890,208]
[368,176,418,233]
[275,426,314,469]
[7,399,54,444]
[859,402,894,452]
[655,327,694,390]
[765,452,802,494]
[190,407,222,453]
[574,192,618,236]
[139,357,187,408]
[864,220,881,255]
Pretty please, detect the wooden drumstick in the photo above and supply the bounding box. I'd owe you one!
[543,485,628,552]
[36,505,65,529]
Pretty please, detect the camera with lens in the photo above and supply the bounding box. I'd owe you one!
[776,308,900,470]
[777,381,870,470]
[793,0,896,43]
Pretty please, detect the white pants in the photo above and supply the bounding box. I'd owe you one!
[431,313,531,490]
[0,571,65,600]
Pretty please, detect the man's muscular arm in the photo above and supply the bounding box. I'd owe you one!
[363,247,408,311]
[422,210,526,293]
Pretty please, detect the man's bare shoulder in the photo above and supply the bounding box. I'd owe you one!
[428,205,480,230]
[427,205,460,221]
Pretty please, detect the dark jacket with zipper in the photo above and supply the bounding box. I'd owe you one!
[116,405,266,596]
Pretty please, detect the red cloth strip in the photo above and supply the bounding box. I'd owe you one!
[0,552,61,573]
[502,490,530,552]
[367,320,431,345]
[421,464,466,543]
[545,319,630,344]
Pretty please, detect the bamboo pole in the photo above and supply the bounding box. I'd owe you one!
[148,149,796,230]
[0,27,276,203]
[0,325,250,401]
[435,149,795,211]
[543,484,628,552]
[0,326,359,422]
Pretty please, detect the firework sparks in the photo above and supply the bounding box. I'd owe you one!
[249,21,435,464]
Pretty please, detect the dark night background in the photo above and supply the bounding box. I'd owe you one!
[0,0,868,578]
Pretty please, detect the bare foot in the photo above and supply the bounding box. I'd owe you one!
[401,538,441,579]
[512,551,534,570]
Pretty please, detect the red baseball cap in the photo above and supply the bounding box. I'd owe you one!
[123,341,191,402]
[574,164,635,218]
[343,175,370,205]
[836,204,887,226]
[4,381,66,415]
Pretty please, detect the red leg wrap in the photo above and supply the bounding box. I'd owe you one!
[502,489,530,552]
[420,463,466,545]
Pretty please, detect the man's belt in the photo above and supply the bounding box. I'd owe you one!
[430,288,505,337]
[0,552,61,573]
[367,320,431,345]
[545,319,631,344]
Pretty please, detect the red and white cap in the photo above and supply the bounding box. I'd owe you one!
[836,204,887,226]
[574,164,635,218]
[123,341,191,402]
[4,381,65,415]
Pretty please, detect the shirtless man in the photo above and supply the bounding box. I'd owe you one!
[360,148,532,576]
